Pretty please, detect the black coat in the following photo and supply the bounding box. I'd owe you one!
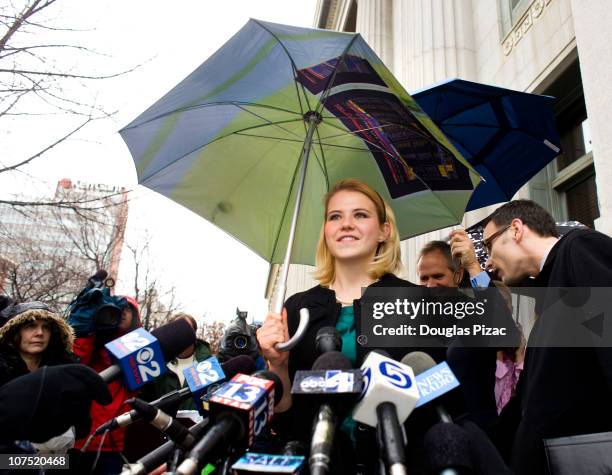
[511,229,612,474]
[280,274,420,473]
[284,273,499,422]
[284,273,442,377]
[279,274,500,474]
[0,343,76,388]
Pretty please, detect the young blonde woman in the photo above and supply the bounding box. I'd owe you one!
[257,179,415,412]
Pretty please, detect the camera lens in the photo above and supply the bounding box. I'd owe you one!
[233,335,248,350]
[95,306,120,326]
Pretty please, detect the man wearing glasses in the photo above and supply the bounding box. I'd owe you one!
[482,199,612,474]
[417,236,518,432]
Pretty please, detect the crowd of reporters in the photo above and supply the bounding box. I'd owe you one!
[1,179,612,474]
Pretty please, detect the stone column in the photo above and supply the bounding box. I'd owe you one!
[389,0,480,282]
[392,0,477,90]
[570,0,612,235]
[356,0,395,67]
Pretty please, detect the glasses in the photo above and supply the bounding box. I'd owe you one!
[483,224,512,256]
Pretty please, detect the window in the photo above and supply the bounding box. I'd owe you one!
[500,0,532,37]
[530,57,600,228]
[565,173,599,228]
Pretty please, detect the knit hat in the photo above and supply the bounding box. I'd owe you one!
[0,302,74,352]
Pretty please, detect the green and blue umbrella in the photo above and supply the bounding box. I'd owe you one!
[120,20,480,314]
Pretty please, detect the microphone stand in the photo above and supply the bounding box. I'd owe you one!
[166,446,184,473]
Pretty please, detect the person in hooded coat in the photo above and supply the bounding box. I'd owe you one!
[72,295,141,475]
[0,302,76,387]
[0,301,80,469]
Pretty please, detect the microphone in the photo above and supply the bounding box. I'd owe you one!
[129,398,195,448]
[231,440,306,474]
[101,317,196,390]
[351,351,420,475]
[177,371,281,475]
[291,351,364,475]
[401,351,459,423]
[120,419,208,475]
[94,386,191,435]
[315,326,342,355]
[183,355,227,410]
[424,422,473,475]
[94,354,256,434]
[404,353,511,475]
[454,419,513,475]
[199,354,257,412]
[291,352,363,397]
[86,269,108,289]
[253,370,284,405]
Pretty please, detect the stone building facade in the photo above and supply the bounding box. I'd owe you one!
[268,0,611,302]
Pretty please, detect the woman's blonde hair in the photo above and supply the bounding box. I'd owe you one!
[314,179,402,286]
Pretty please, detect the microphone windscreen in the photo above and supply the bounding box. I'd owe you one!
[151,318,196,362]
[456,419,513,474]
[220,354,256,379]
[315,326,342,353]
[311,351,352,371]
[316,326,341,339]
[424,422,473,473]
[92,269,108,281]
[130,398,157,420]
[284,440,306,456]
[367,349,391,358]
[401,351,436,375]
[253,370,284,403]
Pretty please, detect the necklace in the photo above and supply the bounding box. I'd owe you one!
[330,277,381,305]
[329,283,357,306]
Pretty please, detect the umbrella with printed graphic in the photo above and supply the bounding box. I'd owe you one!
[120,20,480,315]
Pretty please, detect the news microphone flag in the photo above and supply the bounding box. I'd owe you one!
[232,453,305,474]
[291,369,362,395]
[414,361,459,408]
[105,328,166,391]
[184,356,225,409]
[352,351,420,427]
[209,373,275,450]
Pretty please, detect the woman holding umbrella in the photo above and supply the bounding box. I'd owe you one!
[256,179,425,474]
[257,178,412,412]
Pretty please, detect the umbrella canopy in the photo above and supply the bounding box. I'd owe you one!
[412,78,561,211]
[120,20,480,268]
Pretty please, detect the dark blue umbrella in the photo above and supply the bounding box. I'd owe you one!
[412,78,561,211]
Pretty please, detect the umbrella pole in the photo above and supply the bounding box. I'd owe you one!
[273,112,321,315]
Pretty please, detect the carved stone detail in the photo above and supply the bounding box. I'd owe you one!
[502,0,553,55]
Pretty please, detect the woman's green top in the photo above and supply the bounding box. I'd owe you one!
[336,304,357,444]
[335,305,356,366]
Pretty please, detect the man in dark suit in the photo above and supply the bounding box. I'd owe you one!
[483,199,612,474]
[417,238,507,429]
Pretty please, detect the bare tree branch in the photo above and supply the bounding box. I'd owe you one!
[0,66,140,80]
[0,1,56,53]
[0,43,103,61]
[0,116,92,172]
[126,233,183,330]
[0,0,142,180]
[0,179,129,308]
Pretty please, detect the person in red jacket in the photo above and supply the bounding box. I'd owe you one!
[72,295,141,475]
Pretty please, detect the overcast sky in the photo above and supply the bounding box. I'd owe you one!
[0,0,318,323]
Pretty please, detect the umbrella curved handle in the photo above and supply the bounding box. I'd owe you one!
[275,307,310,352]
